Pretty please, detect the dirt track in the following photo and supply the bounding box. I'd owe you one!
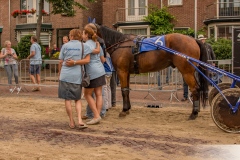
[0,86,240,160]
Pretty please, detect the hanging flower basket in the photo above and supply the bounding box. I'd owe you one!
[21,10,30,15]
[11,10,21,18]
[42,9,49,16]
[30,8,36,14]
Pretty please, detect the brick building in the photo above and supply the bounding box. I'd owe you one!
[1,0,240,49]
[0,0,102,48]
[102,0,240,39]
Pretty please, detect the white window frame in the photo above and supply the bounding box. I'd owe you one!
[168,0,182,6]
[118,25,151,37]
[20,0,49,23]
[125,0,148,21]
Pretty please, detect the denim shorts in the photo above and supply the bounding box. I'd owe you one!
[29,64,41,75]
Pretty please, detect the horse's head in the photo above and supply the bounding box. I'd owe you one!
[93,24,127,48]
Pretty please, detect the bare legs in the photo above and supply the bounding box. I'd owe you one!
[84,86,103,124]
[65,99,84,128]
[30,73,41,91]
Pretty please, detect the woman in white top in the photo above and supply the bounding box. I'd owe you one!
[0,40,20,93]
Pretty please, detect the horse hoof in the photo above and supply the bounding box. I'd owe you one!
[126,110,130,115]
[188,112,198,120]
[119,112,127,117]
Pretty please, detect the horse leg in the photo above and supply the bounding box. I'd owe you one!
[182,73,200,120]
[118,71,131,117]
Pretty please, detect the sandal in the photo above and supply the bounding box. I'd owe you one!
[86,117,101,125]
[69,124,75,129]
[78,123,88,129]
[81,115,89,120]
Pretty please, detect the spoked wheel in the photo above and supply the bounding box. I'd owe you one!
[208,83,239,106]
[211,88,240,133]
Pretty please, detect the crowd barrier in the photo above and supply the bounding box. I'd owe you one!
[0,59,233,101]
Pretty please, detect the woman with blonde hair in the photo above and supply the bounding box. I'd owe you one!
[82,26,106,125]
[0,40,20,93]
[58,29,96,129]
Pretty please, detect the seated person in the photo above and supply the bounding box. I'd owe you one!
[50,44,59,57]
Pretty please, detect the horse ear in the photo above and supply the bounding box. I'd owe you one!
[88,17,92,23]
[92,18,96,23]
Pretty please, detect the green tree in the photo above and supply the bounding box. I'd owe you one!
[144,5,175,35]
[36,0,96,42]
[207,38,232,60]
[173,28,195,37]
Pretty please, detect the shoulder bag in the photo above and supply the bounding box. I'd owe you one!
[81,42,90,87]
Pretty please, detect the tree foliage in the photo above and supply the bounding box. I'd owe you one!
[207,38,232,60]
[173,28,195,37]
[144,5,175,35]
[47,0,96,17]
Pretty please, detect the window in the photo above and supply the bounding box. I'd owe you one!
[218,25,232,39]
[209,27,215,38]
[122,28,147,36]
[168,0,182,6]
[126,0,147,21]
[20,0,49,13]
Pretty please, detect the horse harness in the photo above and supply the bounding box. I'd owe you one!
[105,36,145,74]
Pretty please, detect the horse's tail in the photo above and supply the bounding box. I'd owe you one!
[196,39,209,107]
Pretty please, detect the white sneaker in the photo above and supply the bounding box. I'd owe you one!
[9,89,13,93]
[17,87,21,92]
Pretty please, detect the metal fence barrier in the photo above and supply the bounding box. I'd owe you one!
[0,59,234,101]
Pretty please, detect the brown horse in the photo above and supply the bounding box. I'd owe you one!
[95,25,209,120]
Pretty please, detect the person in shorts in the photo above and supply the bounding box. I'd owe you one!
[82,26,106,125]
[27,36,42,91]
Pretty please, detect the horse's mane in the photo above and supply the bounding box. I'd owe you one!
[99,25,129,45]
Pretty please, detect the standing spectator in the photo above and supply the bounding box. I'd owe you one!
[102,52,114,110]
[50,43,59,57]
[81,23,108,120]
[59,29,92,129]
[198,34,216,98]
[63,36,69,44]
[27,36,42,91]
[0,40,21,93]
[82,26,106,125]
[198,34,216,65]
[157,67,172,90]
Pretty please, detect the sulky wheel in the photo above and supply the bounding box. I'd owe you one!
[208,82,239,106]
[211,88,240,133]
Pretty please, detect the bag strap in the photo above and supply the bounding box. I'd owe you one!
[81,42,86,73]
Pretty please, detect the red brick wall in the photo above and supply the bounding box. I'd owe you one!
[102,0,215,32]
[0,0,17,47]
[102,0,125,29]
[0,0,102,47]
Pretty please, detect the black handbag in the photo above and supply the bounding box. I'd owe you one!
[81,42,90,87]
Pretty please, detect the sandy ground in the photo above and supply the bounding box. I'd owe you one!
[0,86,240,160]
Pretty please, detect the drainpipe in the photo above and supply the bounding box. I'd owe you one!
[194,0,197,39]
[9,0,11,41]
[161,0,163,9]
